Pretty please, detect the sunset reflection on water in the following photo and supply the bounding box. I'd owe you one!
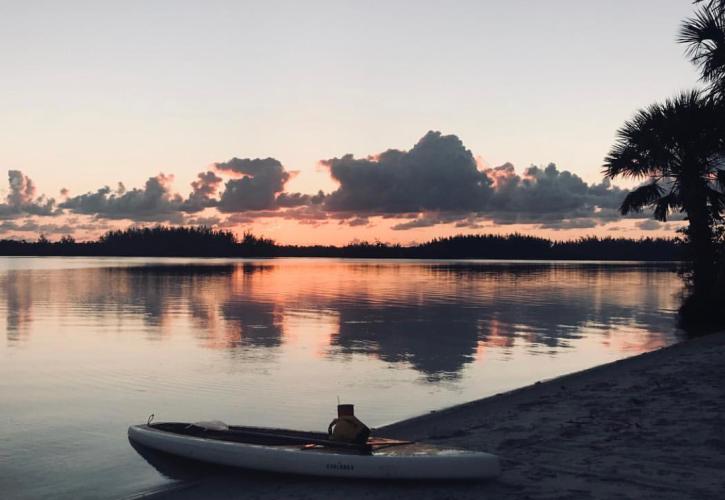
[0,257,683,499]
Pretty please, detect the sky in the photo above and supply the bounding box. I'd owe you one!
[0,0,702,244]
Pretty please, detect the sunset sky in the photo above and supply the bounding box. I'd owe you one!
[0,0,700,245]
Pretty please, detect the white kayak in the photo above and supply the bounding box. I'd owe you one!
[128,421,500,480]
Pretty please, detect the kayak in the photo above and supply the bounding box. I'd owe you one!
[127,421,500,480]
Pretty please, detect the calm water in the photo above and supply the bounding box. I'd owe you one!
[0,257,683,499]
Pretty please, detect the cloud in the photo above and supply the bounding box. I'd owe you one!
[7,170,37,206]
[61,173,185,222]
[346,217,370,227]
[483,163,629,225]
[391,212,469,230]
[0,219,74,235]
[636,219,664,231]
[57,160,308,223]
[181,170,223,213]
[321,132,631,229]
[184,215,222,227]
[0,131,649,235]
[216,158,291,212]
[322,131,492,213]
[0,171,57,219]
[276,190,326,208]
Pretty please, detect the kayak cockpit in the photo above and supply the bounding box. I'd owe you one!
[147,422,375,454]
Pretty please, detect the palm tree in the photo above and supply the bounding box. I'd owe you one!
[680,0,725,100]
[603,91,725,297]
[679,1,725,314]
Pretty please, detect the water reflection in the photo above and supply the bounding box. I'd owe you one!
[3,270,34,341]
[331,302,481,379]
[325,263,680,379]
[2,259,682,379]
[0,258,685,500]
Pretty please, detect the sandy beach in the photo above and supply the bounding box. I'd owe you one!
[138,331,725,500]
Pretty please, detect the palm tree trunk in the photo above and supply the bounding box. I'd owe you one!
[716,242,725,296]
[684,198,716,297]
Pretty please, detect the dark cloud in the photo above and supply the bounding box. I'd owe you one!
[219,213,255,228]
[322,133,632,230]
[1,132,647,233]
[219,205,329,228]
[60,174,185,222]
[184,215,223,227]
[346,217,370,227]
[0,219,74,235]
[276,190,325,208]
[391,212,469,231]
[483,163,629,225]
[181,170,223,213]
[216,158,290,212]
[59,170,224,222]
[322,131,492,213]
[636,219,664,231]
[0,171,57,219]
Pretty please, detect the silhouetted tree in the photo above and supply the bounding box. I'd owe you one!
[604,91,725,300]
[681,0,725,299]
[681,1,725,100]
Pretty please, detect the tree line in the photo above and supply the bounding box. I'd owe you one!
[0,225,683,261]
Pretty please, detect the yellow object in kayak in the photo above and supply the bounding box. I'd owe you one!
[328,404,370,445]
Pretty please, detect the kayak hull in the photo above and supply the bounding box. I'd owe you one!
[128,424,500,480]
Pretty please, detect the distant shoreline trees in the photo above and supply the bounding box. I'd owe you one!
[0,225,683,261]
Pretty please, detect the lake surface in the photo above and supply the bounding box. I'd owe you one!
[0,257,684,499]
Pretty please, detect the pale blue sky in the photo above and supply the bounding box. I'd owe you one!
[0,0,700,199]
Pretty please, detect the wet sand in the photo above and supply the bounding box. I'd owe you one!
[137,332,725,499]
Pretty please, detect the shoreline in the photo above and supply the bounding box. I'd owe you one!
[139,332,725,499]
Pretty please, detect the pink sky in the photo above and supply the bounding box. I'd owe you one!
[0,2,700,244]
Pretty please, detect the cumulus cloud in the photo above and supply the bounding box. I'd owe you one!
[0,171,57,219]
[322,132,632,230]
[483,163,628,224]
[276,190,326,208]
[61,174,185,222]
[1,131,648,235]
[216,158,290,212]
[391,212,470,230]
[181,170,223,213]
[323,131,492,213]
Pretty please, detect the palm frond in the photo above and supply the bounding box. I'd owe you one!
[679,3,725,87]
[603,91,717,180]
[693,1,725,14]
[604,103,671,179]
[707,186,725,217]
[620,182,665,216]
[717,168,725,190]
[653,191,681,221]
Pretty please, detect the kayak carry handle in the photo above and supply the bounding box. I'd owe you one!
[327,418,338,438]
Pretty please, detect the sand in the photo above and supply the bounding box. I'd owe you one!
[136,332,725,499]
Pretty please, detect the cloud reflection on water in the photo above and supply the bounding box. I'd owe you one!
[1,259,683,379]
